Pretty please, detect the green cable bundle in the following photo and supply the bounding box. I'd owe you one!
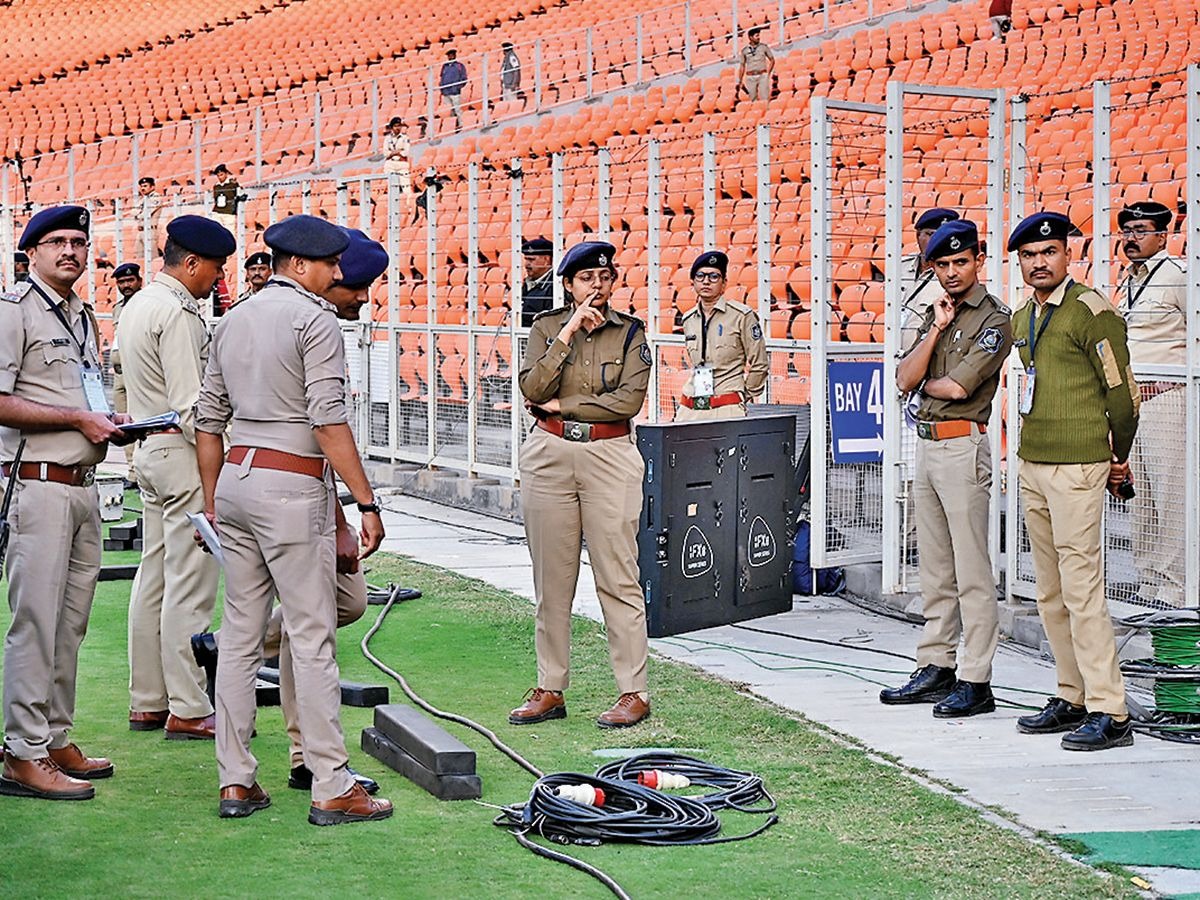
[1153,682,1200,716]
[1150,625,1200,668]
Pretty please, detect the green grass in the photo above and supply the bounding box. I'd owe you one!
[0,551,1135,900]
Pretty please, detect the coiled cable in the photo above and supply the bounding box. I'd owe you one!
[595,751,777,814]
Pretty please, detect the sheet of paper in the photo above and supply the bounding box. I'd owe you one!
[186,512,225,567]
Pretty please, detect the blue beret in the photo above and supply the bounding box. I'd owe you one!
[915,208,959,231]
[13,252,28,264]
[923,220,979,261]
[245,251,272,267]
[521,237,553,255]
[264,215,349,259]
[1006,211,1079,251]
[166,215,236,258]
[690,250,728,278]
[337,228,389,288]
[19,205,90,250]
[112,262,141,279]
[557,241,617,279]
[1118,201,1173,230]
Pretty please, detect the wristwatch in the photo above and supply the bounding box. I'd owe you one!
[357,500,382,515]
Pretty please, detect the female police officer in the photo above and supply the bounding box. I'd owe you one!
[510,241,653,728]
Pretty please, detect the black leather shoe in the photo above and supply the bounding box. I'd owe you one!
[879,665,956,705]
[1061,713,1134,751]
[190,633,218,705]
[289,764,380,795]
[933,681,996,718]
[1016,697,1087,734]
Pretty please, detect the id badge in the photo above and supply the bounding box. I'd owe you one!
[81,366,112,414]
[693,365,715,398]
[1019,367,1036,415]
[217,194,227,209]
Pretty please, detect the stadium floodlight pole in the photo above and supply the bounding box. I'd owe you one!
[552,153,565,308]
[509,157,523,475]
[1092,79,1112,297]
[1186,63,1200,605]
[703,132,716,250]
[756,124,771,323]
[467,162,480,471]
[254,107,264,183]
[386,173,400,462]
[597,147,611,241]
[67,146,76,203]
[1006,92,1028,603]
[636,17,644,86]
[648,138,662,420]
[370,80,381,154]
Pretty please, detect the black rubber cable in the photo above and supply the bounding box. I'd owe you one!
[595,752,777,814]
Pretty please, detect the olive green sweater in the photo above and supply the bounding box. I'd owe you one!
[1012,280,1139,464]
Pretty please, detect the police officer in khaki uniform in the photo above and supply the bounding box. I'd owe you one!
[110,262,143,487]
[195,215,392,824]
[677,251,768,421]
[882,220,1011,717]
[899,208,961,353]
[191,227,387,796]
[1009,212,1138,752]
[736,27,774,101]
[236,251,272,304]
[510,241,653,729]
[120,217,233,740]
[1115,201,1187,607]
[0,206,131,801]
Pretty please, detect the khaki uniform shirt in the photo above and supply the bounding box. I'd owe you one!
[898,253,940,353]
[519,304,651,423]
[110,295,130,372]
[1117,250,1186,368]
[679,298,769,399]
[740,42,774,74]
[116,272,210,443]
[195,276,348,456]
[908,283,1012,424]
[0,271,105,466]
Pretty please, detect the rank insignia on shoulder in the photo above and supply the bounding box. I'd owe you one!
[0,291,22,304]
[977,328,1003,354]
[639,343,653,366]
[750,323,763,341]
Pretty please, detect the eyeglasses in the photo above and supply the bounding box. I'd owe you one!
[693,272,724,283]
[37,237,89,251]
[1120,226,1164,237]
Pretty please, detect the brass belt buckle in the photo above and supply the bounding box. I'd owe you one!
[693,395,712,410]
[81,467,96,487]
[563,422,592,443]
[916,422,933,440]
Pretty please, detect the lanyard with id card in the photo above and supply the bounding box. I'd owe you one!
[1021,303,1055,415]
[693,308,716,398]
[30,282,110,413]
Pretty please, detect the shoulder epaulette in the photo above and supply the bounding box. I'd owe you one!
[0,290,23,304]
[531,305,570,322]
[724,300,755,316]
[613,308,645,327]
[986,294,1011,316]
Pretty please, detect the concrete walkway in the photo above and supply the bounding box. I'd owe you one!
[367,491,1200,895]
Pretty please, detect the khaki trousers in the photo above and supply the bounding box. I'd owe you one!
[213,461,353,802]
[674,402,746,423]
[519,426,649,695]
[128,435,218,718]
[913,427,999,682]
[743,73,769,101]
[1129,388,1186,606]
[1018,460,1127,716]
[111,373,136,477]
[3,480,101,759]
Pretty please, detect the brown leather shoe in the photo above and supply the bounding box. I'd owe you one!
[508,688,566,725]
[129,709,169,731]
[597,693,650,728]
[48,743,114,779]
[219,782,271,818]
[0,753,95,800]
[165,713,216,741]
[308,782,394,826]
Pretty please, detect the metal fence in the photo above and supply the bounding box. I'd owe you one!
[3,0,939,211]
[3,66,1198,609]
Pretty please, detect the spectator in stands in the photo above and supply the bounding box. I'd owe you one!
[988,0,1013,42]
[237,251,272,303]
[135,176,165,260]
[1009,212,1137,752]
[883,220,1011,717]
[520,237,555,326]
[900,208,961,353]
[12,252,29,285]
[413,169,447,224]
[440,49,468,133]
[382,117,412,195]
[676,250,768,420]
[737,27,775,103]
[1116,200,1187,606]
[209,164,241,233]
[500,41,521,101]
